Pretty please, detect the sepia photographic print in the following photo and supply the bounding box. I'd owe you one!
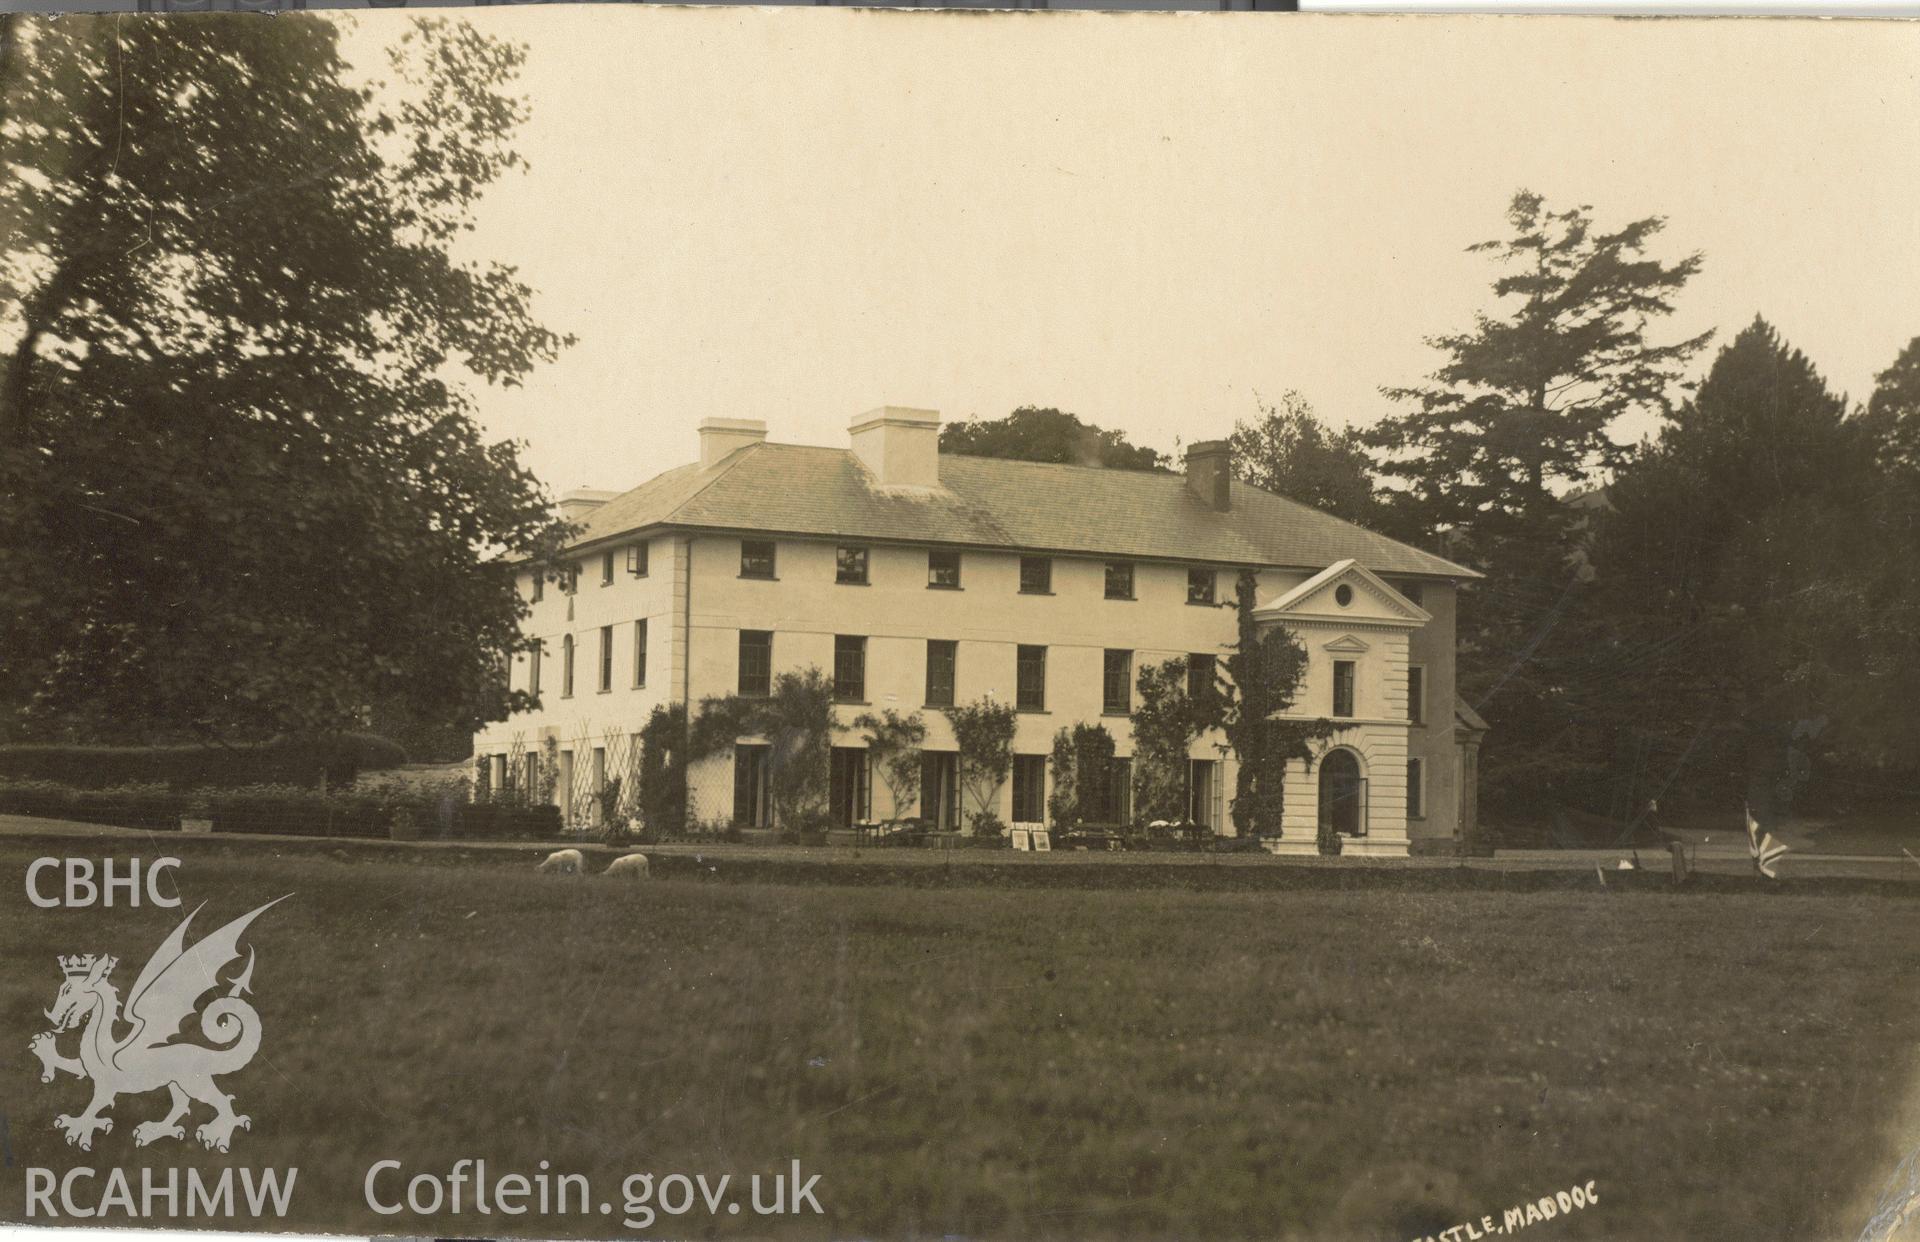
[1,7,1919,1240]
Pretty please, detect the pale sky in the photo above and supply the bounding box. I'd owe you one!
[339,8,1920,497]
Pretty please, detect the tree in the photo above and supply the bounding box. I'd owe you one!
[1363,192,1711,823]
[944,697,1018,835]
[1366,190,1710,557]
[1858,338,1920,790]
[0,16,571,743]
[1592,318,1896,815]
[1208,571,1330,837]
[854,708,926,823]
[1867,336,1920,479]
[1229,392,1380,526]
[940,407,1168,471]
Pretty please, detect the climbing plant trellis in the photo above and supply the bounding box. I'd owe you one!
[600,726,643,822]
[476,722,655,827]
[566,721,599,828]
[479,730,531,805]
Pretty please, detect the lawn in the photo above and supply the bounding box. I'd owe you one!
[2,838,1918,1240]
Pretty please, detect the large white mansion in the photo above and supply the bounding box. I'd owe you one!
[472,408,1484,856]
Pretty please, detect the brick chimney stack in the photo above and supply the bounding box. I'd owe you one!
[850,406,941,489]
[1184,440,1232,511]
[697,417,768,469]
[556,488,619,524]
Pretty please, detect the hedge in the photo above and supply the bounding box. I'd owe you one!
[202,785,402,839]
[0,734,409,790]
[448,803,563,841]
[0,781,193,832]
[0,779,563,843]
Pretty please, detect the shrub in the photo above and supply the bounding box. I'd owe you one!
[0,733,408,790]
[1048,723,1118,832]
[967,811,1009,846]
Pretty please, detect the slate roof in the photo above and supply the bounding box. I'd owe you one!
[570,441,1477,579]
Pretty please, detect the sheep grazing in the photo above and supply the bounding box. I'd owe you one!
[537,848,585,875]
[604,852,652,880]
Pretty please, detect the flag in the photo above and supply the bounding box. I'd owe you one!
[1746,804,1789,879]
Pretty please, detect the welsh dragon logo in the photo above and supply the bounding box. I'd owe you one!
[28,897,287,1153]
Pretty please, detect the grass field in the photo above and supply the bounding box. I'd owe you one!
[3,837,1919,1240]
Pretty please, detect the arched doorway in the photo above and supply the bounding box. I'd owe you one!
[1319,748,1365,838]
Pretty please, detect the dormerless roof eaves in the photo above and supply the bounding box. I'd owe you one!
[558,519,1477,583]
[550,441,1480,580]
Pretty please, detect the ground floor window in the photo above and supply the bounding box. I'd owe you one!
[1012,754,1047,823]
[920,751,960,830]
[830,747,871,826]
[1407,757,1424,819]
[1189,759,1217,828]
[524,752,540,803]
[559,750,576,823]
[734,744,771,828]
[1101,757,1132,825]
[1319,748,1366,837]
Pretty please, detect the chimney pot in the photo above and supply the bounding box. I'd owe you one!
[1185,440,1233,511]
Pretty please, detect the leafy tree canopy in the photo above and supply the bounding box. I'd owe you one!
[1592,317,1907,807]
[1366,190,1710,559]
[1866,334,1920,478]
[1229,391,1380,527]
[940,406,1169,471]
[0,14,572,743]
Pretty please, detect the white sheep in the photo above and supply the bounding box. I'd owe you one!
[537,848,585,875]
[604,852,652,880]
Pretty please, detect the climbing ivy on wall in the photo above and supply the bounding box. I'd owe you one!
[1215,570,1332,838]
[1132,657,1203,824]
[690,667,838,831]
[637,702,688,835]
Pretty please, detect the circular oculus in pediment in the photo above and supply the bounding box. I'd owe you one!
[1334,584,1354,607]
